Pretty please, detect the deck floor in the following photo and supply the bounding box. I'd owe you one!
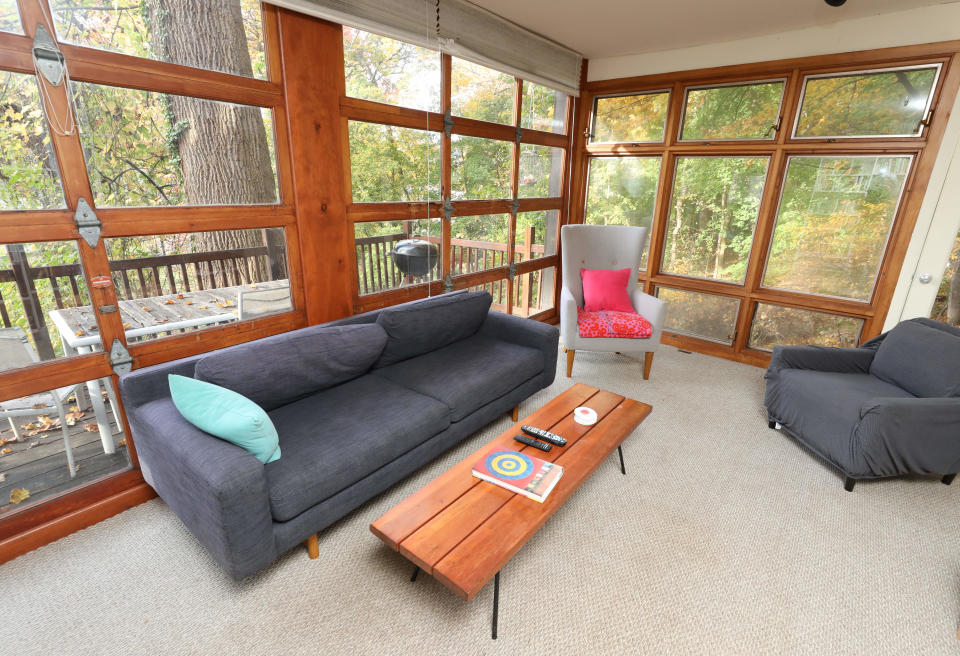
[0,398,129,515]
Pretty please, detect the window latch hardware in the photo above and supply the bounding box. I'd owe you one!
[764,117,783,138]
[443,273,453,293]
[74,198,101,248]
[508,261,518,282]
[98,304,117,314]
[33,25,65,86]
[109,338,133,376]
[444,109,454,138]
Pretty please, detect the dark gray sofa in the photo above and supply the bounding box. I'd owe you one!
[119,291,558,578]
[764,318,960,491]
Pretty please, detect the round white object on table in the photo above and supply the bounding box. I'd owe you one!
[573,406,598,425]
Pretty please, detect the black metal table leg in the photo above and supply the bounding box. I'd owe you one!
[492,571,500,640]
[410,565,419,582]
[618,445,626,475]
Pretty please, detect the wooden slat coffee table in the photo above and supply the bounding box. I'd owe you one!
[371,383,652,638]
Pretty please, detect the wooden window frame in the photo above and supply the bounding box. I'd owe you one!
[569,42,960,367]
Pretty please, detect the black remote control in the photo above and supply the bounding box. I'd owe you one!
[514,434,551,452]
[521,425,567,446]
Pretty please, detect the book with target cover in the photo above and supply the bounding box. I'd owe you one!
[471,448,563,503]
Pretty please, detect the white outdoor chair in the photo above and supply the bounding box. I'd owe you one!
[0,328,82,477]
[238,286,292,320]
[559,224,667,379]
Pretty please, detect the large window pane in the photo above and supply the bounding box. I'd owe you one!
[0,377,130,515]
[343,28,440,112]
[0,72,65,209]
[451,214,509,276]
[763,155,911,300]
[584,157,661,269]
[590,92,669,143]
[661,156,769,283]
[102,229,291,343]
[0,241,93,360]
[681,81,783,141]
[521,82,566,134]
[0,0,20,33]
[655,287,740,344]
[451,58,513,125]
[354,219,441,296]
[51,0,267,79]
[514,267,556,318]
[516,211,558,263]
[450,136,511,200]
[75,83,278,208]
[931,226,960,327]
[795,66,939,138]
[349,122,440,202]
[518,145,564,198]
[749,303,863,351]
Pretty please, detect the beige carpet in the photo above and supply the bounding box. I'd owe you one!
[2,347,958,656]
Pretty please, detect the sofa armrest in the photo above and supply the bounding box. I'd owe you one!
[559,286,578,348]
[128,398,276,579]
[478,310,559,386]
[631,288,666,345]
[855,397,960,476]
[767,345,875,376]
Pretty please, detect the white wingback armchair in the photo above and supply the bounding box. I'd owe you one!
[560,224,667,379]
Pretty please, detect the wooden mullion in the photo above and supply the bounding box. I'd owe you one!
[340,97,443,132]
[441,53,452,286]
[97,206,295,237]
[0,351,109,403]
[777,69,804,145]
[0,30,31,73]
[507,78,522,314]
[645,151,676,282]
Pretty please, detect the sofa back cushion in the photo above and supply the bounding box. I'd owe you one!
[375,291,492,367]
[870,320,960,397]
[195,323,388,410]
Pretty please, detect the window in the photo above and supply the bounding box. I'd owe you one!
[655,287,740,344]
[0,72,65,209]
[794,66,939,138]
[521,82,566,134]
[584,157,661,268]
[349,122,441,202]
[514,267,556,318]
[516,211,558,263]
[450,136,512,200]
[661,156,769,283]
[75,83,278,208]
[763,155,910,300]
[451,58,513,125]
[451,214,509,276]
[354,219,441,296]
[51,0,268,79]
[343,28,441,112]
[748,304,863,350]
[680,81,784,141]
[0,0,20,34]
[590,91,669,143]
[518,145,564,198]
[103,229,291,343]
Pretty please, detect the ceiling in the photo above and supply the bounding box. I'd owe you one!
[468,0,959,60]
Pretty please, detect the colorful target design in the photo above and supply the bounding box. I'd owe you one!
[484,450,534,480]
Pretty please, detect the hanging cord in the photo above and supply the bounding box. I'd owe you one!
[32,1,76,136]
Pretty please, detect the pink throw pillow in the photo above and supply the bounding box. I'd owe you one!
[580,268,634,313]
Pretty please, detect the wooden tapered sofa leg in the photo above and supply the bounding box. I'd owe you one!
[643,352,654,380]
[305,534,319,559]
[843,476,856,492]
[943,473,956,486]
[563,347,575,378]
[511,405,519,422]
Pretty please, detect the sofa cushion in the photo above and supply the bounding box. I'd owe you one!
[195,323,388,411]
[766,370,914,474]
[264,376,450,521]
[373,335,544,422]
[374,291,492,367]
[870,320,960,398]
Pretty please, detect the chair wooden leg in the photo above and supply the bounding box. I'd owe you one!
[564,347,575,378]
[305,534,319,559]
[511,405,519,422]
[643,352,654,380]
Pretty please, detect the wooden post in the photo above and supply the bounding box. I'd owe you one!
[261,228,286,281]
[6,244,55,360]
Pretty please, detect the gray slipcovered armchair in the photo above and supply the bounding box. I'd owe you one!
[764,318,960,491]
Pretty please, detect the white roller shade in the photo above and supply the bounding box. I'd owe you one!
[271,0,583,96]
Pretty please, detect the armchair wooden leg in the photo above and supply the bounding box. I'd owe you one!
[305,533,319,559]
[563,347,575,378]
[511,405,519,422]
[643,352,654,380]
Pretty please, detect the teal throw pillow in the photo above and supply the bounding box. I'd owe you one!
[168,374,280,463]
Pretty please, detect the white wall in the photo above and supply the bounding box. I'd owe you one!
[587,3,960,330]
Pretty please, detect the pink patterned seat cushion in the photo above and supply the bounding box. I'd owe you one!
[577,308,652,339]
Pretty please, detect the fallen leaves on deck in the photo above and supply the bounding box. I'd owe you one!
[164,300,175,305]
[9,488,29,504]
[1,448,11,455]
[83,424,99,433]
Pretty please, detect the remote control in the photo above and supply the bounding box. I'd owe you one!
[521,425,567,446]
[514,434,551,452]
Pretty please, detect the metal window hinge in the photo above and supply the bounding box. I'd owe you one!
[443,273,453,293]
[33,24,65,86]
[515,125,523,144]
[74,198,101,248]
[109,338,133,376]
[916,109,935,133]
[511,198,520,214]
[444,109,454,138]
[442,195,454,221]
[508,261,518,282]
